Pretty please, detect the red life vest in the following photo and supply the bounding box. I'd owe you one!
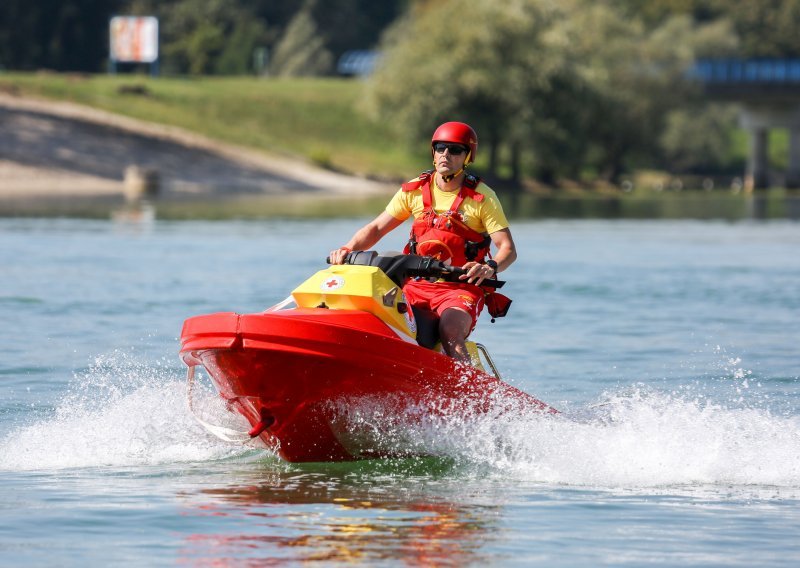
[401,171,491,267]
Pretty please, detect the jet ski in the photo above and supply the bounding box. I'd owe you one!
[180,251,557,462]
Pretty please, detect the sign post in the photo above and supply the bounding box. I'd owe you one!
[109,16,159,76]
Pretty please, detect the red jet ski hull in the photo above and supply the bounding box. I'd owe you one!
[180,308,556,462]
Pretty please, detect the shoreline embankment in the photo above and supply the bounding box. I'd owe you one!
[0,93,393,217]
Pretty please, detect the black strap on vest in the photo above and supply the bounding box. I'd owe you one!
[465,235,492,261]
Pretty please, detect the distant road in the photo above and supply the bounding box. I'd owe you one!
[0,93,391,202]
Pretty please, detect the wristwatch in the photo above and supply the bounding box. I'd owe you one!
[485,259,498,276]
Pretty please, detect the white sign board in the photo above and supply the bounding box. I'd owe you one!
[109,17,158,63]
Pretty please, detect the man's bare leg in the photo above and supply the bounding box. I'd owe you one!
[439,308,474,363]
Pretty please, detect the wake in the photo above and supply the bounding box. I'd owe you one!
[333,386,800,488]
[2,351,799,491]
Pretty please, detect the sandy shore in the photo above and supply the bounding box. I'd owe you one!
[0,93,392,208]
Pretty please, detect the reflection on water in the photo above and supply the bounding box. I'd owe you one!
[177,459,498,565]
[111,201,156,225]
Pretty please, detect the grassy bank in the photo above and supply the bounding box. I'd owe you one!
[0,72,425,181]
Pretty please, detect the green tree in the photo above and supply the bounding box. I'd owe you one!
[614,0,800,57]
[0,0,124,71]
[565,12,703,180]
[659,104,740,173]
[268,5,334,76]
[267,0,403,76]
[554,7,735,180]
[365,0,577,183]
[305,0,404,60]
[156,0,267,75]
[713,0,800,57]
[366,0,735,184]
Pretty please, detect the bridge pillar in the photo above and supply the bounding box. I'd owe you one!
[695,59,800,189]
[740,104,800,190]
[745,126,770,191]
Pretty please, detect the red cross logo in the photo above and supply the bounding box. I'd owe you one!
[321,276,344,291]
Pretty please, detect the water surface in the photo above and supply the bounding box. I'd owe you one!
[1,218,799,566]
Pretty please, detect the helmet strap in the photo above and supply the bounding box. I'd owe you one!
[441,167,464,183]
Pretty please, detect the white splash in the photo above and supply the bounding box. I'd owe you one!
[500,389,800,487]
[336,387,800,488]
[0,352,254,471]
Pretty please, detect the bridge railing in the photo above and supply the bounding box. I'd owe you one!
[692,59,800,84]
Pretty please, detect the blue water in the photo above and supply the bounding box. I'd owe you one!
[1,217,799,566]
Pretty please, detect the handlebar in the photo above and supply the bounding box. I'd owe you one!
[327,251,505,289]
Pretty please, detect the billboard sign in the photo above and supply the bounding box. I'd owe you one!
[110,17,158,63]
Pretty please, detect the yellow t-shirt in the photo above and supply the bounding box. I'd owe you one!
[385,178,509,235]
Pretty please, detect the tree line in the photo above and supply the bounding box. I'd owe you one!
[3,1,798,76]
[0,0,404,75]
[2,0,799,184]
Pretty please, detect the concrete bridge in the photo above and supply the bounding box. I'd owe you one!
[693,59,800,190]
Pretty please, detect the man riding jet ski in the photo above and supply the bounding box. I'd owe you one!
[329,121,513,362]
[180,250,555,462]
[178,122,550,463]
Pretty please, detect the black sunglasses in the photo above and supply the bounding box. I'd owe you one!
[433,143,468,156]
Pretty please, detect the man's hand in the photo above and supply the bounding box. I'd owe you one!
[328,247,351,265]
[460,261,495,285]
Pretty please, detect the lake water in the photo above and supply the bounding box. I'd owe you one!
[1,217,799,566]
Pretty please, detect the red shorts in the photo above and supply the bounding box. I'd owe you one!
[402,279,485,330]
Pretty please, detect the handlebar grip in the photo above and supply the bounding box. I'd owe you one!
[443,267,505,288]
[327,250,368,265]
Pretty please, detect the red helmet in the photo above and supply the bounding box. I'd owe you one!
[431,121,478,165]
